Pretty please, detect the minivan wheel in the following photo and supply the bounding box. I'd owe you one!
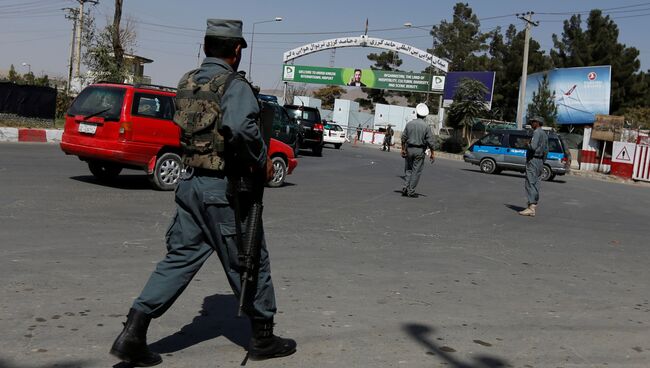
[88,161,122,181]
[541,165,554,181]
[267,156,287,188]
[479,158,497,174]
[334,143,342,149]
[149,152,182,191]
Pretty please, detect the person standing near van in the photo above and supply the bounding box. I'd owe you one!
[401,103,435,197]
[519,116,548,217]
[109,19,296,366]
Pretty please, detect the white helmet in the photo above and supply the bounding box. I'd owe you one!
[416,103,429,117]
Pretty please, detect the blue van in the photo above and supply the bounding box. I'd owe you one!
[463,129,571,181]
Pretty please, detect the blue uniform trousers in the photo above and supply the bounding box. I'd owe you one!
[132,175,276,320]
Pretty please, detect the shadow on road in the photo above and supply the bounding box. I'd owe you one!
[70,175,153,190]
[148,294,249,354]
[402,323,510,368]
[0,358,90,368]
[460,169,566,183]
[504,204,527,212]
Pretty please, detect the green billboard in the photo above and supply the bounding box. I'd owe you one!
[282,64,441,93]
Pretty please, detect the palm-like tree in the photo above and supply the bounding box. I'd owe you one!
[447,78,489,144]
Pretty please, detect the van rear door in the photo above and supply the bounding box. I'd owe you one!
[65,86,126,142]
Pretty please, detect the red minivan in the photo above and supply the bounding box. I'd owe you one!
[61,83,296,190]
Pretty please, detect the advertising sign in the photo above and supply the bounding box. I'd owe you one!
[282,64,443,93]
[591,114,624,141]
[523,66,611,125]
[442,71,496,108]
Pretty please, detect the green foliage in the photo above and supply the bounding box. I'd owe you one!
[446,78,489,144]
[550,10,644,113]
[431,2,489,71]
[488,25,552,121]
[620,107,650,129]
[84,24,129,83]
[526,74,558,128]
[312,85,345,110]
[8,64,21,83]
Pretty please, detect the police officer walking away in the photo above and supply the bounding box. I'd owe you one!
[382,124,394,151]
[109,19,296,366]
[519,116,549,217]
[401,103,436,197]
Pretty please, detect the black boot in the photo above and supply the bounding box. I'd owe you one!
[249,318,297,361]
[110,308,162,367]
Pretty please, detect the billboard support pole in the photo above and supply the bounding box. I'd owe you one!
[515,12,538,129]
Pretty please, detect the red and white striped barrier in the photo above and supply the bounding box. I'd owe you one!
[0,128,62,143]
[633,144,650,182]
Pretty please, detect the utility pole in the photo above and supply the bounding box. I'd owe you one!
[63,7,79,93]
[515,12,538,129]
[74,0,98,79]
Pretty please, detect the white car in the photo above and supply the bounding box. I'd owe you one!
[323,122,346,149]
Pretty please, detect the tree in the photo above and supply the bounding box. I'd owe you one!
[488,25,552,121]
[112,0,125,76]
[620,106,650,130]
[431,2,489,72]
[551,10,644,113]
[527,74,558,128]
[312,85,345,110]
[446,78,489,144]
[284,83,309,105]
[83,10,137,83]
[35,74,50,87]
[22,72,36,85]
[8,64,21,83]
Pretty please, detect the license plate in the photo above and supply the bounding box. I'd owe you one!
[78,122,97,134]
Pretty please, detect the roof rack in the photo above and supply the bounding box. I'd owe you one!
[134,83,177,92]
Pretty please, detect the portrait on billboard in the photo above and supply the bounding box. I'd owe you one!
[348,68,366,87]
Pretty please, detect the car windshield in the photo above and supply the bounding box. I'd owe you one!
[68,86,125,121]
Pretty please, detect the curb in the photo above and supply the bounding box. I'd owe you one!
[0,127,62,143]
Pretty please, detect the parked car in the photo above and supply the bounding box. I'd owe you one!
[463,129,571,181]
[268,138,298,187]
[260,99,300,155]
[284,104,324,156]
[61,82,296,190]
[323,121,346,149]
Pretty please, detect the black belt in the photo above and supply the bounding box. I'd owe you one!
[407,144,426,148]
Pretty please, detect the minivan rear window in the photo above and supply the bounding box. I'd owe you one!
[549,138,564,153]
[68,86,125,121]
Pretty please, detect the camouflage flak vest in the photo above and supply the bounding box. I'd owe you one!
[173,70,238,171]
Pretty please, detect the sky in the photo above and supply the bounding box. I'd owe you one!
[1,0,649,91]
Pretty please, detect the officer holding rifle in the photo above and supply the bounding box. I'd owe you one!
[109,19,296,366]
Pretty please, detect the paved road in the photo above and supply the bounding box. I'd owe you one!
[1,142,649,368]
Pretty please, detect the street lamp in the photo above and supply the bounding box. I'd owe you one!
[248,17,282,83]
[21,62,31,74]
[404,22,435,103]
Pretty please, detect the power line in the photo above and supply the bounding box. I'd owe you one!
[535,1,650,15]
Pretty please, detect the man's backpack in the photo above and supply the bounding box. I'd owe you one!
[172,70,240,171]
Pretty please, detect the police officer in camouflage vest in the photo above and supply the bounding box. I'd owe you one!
[109,19,296,366]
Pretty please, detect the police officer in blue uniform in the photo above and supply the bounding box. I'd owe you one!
[519,116,549,217]
[109,19,296,366]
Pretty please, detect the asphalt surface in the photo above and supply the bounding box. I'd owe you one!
[1,142,649,368]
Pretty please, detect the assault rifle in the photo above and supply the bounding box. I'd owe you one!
[234,101,274,317]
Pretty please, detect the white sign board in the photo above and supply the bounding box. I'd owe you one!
[612,141,636,164]
[431,76,445,92]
